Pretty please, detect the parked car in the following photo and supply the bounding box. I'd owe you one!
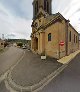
[22,46,27,49]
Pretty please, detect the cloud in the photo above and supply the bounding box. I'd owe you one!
[0,2,32,40]
[0,0,33,19]
[0,0,80,40]
[52,0,80,33]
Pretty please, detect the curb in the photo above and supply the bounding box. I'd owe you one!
[5,51,80,92]
[57,50,80,64]
[6,64,67,92]
[66,52,80,64]
[0,49,25,85]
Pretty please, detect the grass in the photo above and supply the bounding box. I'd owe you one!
[0,47,8,54]
[0,48,4,53]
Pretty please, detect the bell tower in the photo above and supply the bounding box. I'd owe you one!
[32,0,52,19]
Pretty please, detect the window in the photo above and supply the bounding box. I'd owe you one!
[48,33,51,41]
[76,36,77,43]
[35,1,38,15]
[1,43,3,45]
[74,34,75,43]
[47,1,49,13]
[44,0,49,13]
[44,0,46,11]
[69,31,71,42]
[36,1,38,13]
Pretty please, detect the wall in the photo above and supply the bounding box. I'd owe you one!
[0,40,4,49]
[45,22,58,59]
[68,25,79,55]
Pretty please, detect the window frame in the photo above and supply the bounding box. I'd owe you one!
[69,31,71,42]
[74,34,75,43]
[48,33,51,41]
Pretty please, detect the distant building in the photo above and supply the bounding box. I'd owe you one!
[0,39,4,49]
[31,0,79,59]
[26,40,31,47]
[79,34,80,49]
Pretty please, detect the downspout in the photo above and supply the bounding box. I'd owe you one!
[65,20,69,56]
[58,22,60,59]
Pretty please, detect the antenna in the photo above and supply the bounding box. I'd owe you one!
[2,34,4,40]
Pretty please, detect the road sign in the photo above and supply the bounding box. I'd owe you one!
[59,41,64,46]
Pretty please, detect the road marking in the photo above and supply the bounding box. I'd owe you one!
[0,50,25,92]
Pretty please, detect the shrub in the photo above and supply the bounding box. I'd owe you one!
[17,42,23,47]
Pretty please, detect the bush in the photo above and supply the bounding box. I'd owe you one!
[17,42,23,47]
[0,48,4,52]
[4,42,9,47]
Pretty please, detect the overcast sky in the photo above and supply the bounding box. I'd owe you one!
[0,0,80,39]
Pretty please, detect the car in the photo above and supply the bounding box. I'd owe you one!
[22,46,27,49]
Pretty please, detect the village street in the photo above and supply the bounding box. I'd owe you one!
[0,46,80,92]
[39,53,80,92]
[0,46,24,92]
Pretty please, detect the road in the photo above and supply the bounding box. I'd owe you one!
[0,47,80,92]
[0,46,23,76]
[0,46,23,92]
[39,53,80,92]
[0,81,9,92]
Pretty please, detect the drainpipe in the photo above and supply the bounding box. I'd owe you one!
[65,20,70,56]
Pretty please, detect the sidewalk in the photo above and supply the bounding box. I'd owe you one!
[6,50,80,92]
[58,50,80,64]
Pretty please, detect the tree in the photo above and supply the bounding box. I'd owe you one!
[17,42,23,47]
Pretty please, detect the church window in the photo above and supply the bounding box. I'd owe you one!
[36,1,38,13]
[44,0,49,13]
[69,31,71,42]
[35,1,38,15]
[44,0,46,11]
[76,36,77,43]
[74,34,75,43]
[47,1,49,13]
[48,33,51,41]
[1,43,3,45]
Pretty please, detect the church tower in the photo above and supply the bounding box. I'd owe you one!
[32,0,52,19]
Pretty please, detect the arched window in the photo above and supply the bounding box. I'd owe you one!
[44,0,46,11]
[35,1,38,15]
[76,36,77,43]
[69,31,71,42]
[48,33,51,41]
[74,34,75,43]
[1,43,3,45]
[47,1,49,13]
[44,0,49,13]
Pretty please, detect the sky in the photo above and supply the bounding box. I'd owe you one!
[0,0,80,40]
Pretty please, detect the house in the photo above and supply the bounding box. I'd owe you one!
[0,39,4,49]
[31,0,79,59]
[79,34,80,49]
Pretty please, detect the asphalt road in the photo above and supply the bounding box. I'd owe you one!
[39,53,80,92]
[0,81,9,92]
[0,47,80,92]
[11,50,61,87]
[0,46,23,76]
[0,46,23,92]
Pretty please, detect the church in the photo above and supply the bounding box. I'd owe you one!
[31,0,79,59]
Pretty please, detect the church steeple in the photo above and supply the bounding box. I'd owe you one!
[32,0,52,19]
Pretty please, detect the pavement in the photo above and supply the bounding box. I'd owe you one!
[6,50,62,92]
[6,50,80,92]
[0,46,24,76]
[0,81,9,92]
[39,53,80,92]
[0,47,79,92]
[58,50,80,64]
[0,46,24,92]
